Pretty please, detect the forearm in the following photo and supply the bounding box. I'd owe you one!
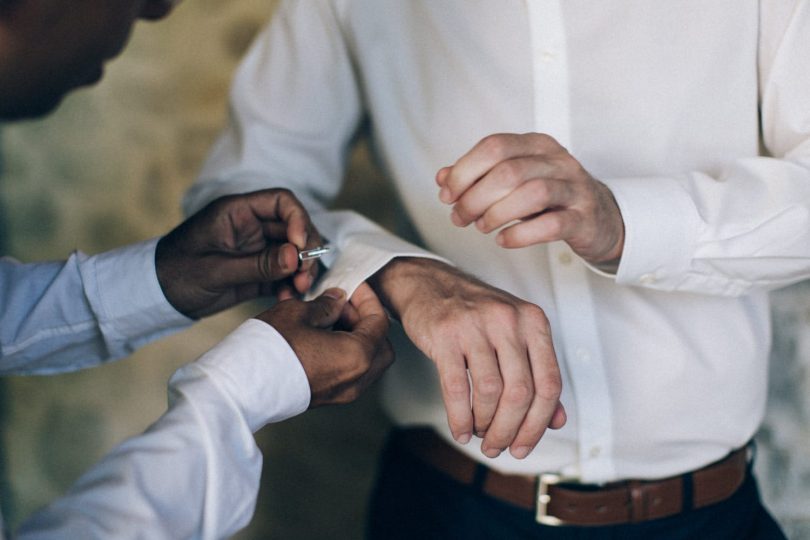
[605,3,810,295]
[16,320,310,540]
[603,154,810,295]
[183,1,364,220]
[16,375,260,540]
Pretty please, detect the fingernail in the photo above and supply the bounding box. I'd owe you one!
[439,188,452,203]
[495,233,505,246]
[457,432,471,445]
[450,209,464,226]
[511,446,532,459]
[475,218,486,232]
[323,288,345,300]
[483,448,502,459]
[435,168,449,186]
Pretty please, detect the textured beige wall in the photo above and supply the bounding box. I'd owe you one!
[1,1,809,538]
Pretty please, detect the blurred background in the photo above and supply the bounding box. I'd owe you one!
[1,1,809,538]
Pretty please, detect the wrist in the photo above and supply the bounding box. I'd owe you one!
[583,180,625,265]
[368,257,456,321]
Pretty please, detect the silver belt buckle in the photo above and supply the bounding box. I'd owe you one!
[535,472,577,526]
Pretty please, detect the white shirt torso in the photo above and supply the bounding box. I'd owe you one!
[186,0,810,483]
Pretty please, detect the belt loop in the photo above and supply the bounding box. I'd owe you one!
[682,472,694,513]
[628,481,646,523]
[472,463,488,493]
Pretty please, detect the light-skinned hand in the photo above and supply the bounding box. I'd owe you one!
[370,257,566,459]
[437,132,624,265]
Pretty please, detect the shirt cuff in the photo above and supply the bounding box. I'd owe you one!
[308,210,451,299]
[172,319,311,432]
[601,176,701,289]
[84,238,192,341]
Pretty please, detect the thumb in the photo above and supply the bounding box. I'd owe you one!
[346,284,390,344]
[214,243,299,287]
[301,288,347,329]
[549,401,567,430]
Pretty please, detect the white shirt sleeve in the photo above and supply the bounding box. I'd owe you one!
[602,2,810,296]
[183,1,449,296]
[15,319,310,540]
[0,238,191,375]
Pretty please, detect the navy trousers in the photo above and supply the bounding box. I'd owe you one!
[367,431,787,540]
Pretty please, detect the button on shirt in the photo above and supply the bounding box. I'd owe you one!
[185,0,810,483]
[1,239,311,539]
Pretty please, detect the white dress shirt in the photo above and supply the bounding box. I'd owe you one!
[185,0,810,483]
[1,240,312,539]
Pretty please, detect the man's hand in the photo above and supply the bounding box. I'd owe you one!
[257,285,394,407]
[437,133,625,264]
[370,258,566,459]
[156,189,323,319]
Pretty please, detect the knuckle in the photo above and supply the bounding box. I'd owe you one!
[532,132,553,147]
[478,215,495,233]
[441,375,470,400]
[273,187,294,198]
[349,343,374,371]
[489,302,520,326]
[523,305,551,332]
[552,153,576,175]
[454,201,472,221]
[256,250,274,280]
[343,387,361,403]
[543,215,565,237]
[379,339,395,361]
[434,317,463,340]
[476,374,503,400]
[479,134,508,160]
[531,132,562,152]
[527,180,550,204]
[342,364,367,386]
[330,391,352,406]
[494,159,523,181]
[503,381,534,407]
[484,431,509,448]
[536,374,562,402]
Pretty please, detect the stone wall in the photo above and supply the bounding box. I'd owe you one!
[1,2,808,538]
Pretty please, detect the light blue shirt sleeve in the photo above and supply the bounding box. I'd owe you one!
[15,319,311,540]
[0,238,192,375]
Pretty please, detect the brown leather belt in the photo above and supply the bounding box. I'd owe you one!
[397,428,749,527]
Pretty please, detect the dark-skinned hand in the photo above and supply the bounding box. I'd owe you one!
[257,284,394,407]
[156,189,322,319]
